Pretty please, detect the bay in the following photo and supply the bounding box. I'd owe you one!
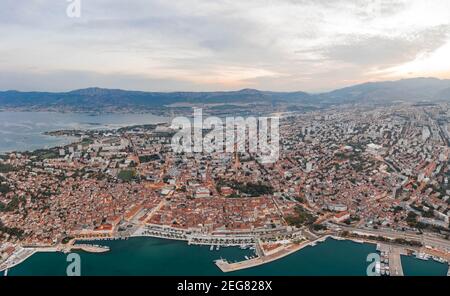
[0,111,168,153]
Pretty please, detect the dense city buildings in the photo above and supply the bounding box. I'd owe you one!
[1,102,450,273]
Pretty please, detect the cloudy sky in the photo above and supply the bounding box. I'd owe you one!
[1,0,450,92]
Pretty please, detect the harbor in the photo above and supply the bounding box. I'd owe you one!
[2,224,449,275]
[3,236,448,276]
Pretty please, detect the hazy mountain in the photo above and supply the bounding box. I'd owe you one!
[434,87,450,100]
[1,77,449,110]
[0,87,313,109]
[319,77,450,103]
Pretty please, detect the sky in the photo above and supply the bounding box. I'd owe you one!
[1,0,450,92]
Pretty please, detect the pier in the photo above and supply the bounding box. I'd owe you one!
[378,243,405,276]
[215,238,322,273]
[70,244,110,253]
[388,247,405,276]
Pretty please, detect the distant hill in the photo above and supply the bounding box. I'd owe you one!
[1,77,449,110]
[0,87,313,110]
[319,77,450,103]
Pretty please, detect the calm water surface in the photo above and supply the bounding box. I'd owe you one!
[0,111,167,153]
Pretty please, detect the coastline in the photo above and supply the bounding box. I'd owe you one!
[0,235,355,274]
[0,110,168,154]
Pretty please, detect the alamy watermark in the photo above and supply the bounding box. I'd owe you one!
[171,108,280,164]
[66,253,81,276]
[66,0,81,18]
[366,253,381,276]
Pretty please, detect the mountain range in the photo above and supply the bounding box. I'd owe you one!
[0,77,449,110]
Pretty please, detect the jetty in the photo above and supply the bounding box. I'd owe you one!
[70,244,110,253]
[215,238,322,273]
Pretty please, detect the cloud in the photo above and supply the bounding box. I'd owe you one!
[321,25,450,68]
[0,0,449,91]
